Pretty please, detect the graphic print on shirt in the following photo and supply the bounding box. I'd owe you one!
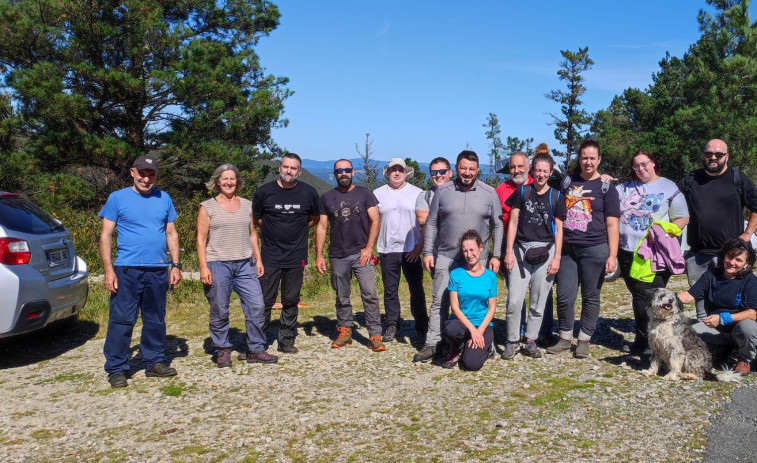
[274,203,302,214]
[331,200,360,223]
[524,197,549,226]
[620,186,663,232]
[564,185,595,232]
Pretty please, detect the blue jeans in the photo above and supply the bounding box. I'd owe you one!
[104,266,169,376]
[204,259,266,353]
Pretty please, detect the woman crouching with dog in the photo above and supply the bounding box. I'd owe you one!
[442,229,497,370]
[677,238,757,376]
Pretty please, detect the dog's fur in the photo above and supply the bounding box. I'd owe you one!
[642,288,713,381]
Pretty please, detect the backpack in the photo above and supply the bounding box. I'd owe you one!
[519,184,561,236]
[681,166,745,207]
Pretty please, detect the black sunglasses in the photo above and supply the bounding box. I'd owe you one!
[430,168,450,176]
[704,151,727,159]
[334,168,354,174]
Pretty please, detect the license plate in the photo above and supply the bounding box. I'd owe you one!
[47,248,70,266]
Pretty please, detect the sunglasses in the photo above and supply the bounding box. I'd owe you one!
[430,168,450,176]
[334,168,354,174]
[704,151,727,159]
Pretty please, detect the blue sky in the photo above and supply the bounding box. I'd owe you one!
[256,1,736,164]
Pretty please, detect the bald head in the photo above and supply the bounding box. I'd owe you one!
[703,138,729,175]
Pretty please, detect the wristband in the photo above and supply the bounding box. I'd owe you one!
[719,312,733,326]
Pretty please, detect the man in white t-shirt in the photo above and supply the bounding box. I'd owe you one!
[373,158,430,343]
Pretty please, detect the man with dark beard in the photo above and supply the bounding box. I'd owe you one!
[415,150,503,362]
[679,138,757,320]
[315,159,385,352]
[253,153,320,353]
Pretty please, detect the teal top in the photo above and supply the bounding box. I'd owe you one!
[448,267,497,327]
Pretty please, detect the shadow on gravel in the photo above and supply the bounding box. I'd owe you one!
[592,316,634,351]
[0,319,100,370]
[201,328,258,357]
[599,353,650,372]
[126,334,189,374]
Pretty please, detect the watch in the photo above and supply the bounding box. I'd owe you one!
[171,262,183,270]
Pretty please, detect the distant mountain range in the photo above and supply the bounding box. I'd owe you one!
[300,158,497,187]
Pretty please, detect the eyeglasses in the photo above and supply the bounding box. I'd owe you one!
[430,169,450,176]
[334,168,353,174]
[704,151,727,159]
[632,160,651,170]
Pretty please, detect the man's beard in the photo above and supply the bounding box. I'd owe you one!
[280,172,299,183]
[511,173,527,185]
[337,176,352,188]
[705,161,722,173]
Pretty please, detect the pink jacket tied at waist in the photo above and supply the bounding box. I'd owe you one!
[636,222,685,274]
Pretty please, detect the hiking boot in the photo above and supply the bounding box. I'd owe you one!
[546,338,572,354]
[574,340,591,358]
[735,358,753,376]
[277,344,299,354]
[108,372,127,388]
[246,351,278,364]
[331,326,353,348]
[413,345,435,363]
[521,340,543,358]
[501,342,518,360]
[216,348,232,368]
[382,324,398,343]
[368,335,386,352]
[442,348,462,369]
[145,363,177,377]
[622,339,648,355]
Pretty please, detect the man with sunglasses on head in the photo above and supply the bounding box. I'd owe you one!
[315,159,385,352]
[679,138,757,320]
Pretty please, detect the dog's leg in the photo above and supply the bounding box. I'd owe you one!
[642,356,660,377]
[663,356,684,381]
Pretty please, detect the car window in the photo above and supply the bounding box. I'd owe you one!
[0,196,62,234]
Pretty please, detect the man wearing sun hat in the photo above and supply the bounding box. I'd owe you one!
[373,158,430,343]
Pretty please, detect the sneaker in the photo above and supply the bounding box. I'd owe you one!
[546,338,572,354]
[331,326,353,348]
[216,348,232,368]
[521,340,543,358]
[246,351,278,364]
[382,325,398,342]
[145,363,177,377]
[574,340,591,358]
[277,344,299,354]
[108,372,127,388]
[442,348,462,369]
[368,335,386,352]
[501,342,518,360]
[413,345,435,363]
[734,358,753,376]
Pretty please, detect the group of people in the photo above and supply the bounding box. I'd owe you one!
[98,138,757,387]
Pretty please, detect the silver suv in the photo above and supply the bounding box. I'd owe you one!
[0,192,88,337]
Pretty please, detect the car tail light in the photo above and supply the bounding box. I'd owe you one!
[0,238,31,265]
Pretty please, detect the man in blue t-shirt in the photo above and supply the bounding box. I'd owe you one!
[98,156,183,388]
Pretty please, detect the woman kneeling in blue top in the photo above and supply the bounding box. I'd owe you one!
[443,229,498,370]
[678,238,757,376]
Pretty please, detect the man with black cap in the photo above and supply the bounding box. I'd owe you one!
[99,155,183,387]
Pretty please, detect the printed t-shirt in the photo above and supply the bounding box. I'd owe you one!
[320,186,379,259]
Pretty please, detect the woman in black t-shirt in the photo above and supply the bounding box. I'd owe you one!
[502,153,566,360]
[678,238,757,376]
[547,140,621,359]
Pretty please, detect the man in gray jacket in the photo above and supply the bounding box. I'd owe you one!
[415,150,504,362]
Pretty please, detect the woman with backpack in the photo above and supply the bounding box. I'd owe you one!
[547,140,621,358]
[502,153,566,360]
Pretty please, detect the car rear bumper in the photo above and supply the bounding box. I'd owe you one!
[0,256,89,338]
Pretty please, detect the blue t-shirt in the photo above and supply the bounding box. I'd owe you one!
[688,269,757,325]
[98,187,178,267]
[448,267,498,327]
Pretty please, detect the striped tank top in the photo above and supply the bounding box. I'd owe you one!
[201,196,253,262]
